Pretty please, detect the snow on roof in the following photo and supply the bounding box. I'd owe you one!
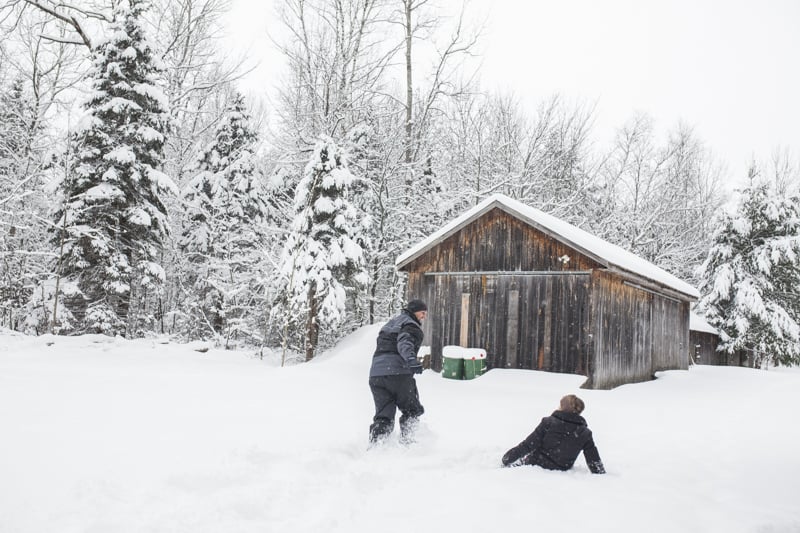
[396,194,700,300]
[690,312,719,334]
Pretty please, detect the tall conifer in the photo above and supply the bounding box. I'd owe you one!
[53,0,174,335]
[180,92,267,342]
[276,137,368,361]
[698,177,800,366]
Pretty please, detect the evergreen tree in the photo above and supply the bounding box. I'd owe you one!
[52,0,174,336]
[698,176,800,367]
[275,137,368,361]
[179,92,268,343]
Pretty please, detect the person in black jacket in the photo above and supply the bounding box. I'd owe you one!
[502,394,605,474]
[368,299,427,445]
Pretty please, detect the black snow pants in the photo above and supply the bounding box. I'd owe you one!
[368,374,424,443]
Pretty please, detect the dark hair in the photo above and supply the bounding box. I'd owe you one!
[560,394,585,414]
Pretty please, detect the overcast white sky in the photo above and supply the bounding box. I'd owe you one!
[224,0,800,186]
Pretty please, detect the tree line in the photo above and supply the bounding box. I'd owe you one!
[0,0,798,366]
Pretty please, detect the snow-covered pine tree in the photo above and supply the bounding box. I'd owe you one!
[275,137,368,362]
[51,0,175,336]
[179,92,268,344]
[698,176,800,367]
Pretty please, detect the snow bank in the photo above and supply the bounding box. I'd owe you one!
[1,328,798,533]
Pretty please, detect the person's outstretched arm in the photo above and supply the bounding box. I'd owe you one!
[502,418,549,467]
[582,434,605,474]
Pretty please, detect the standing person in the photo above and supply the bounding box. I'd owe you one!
[368,299,427,445]
[502,394,605,474]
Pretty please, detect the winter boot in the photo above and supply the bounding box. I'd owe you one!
[368,418,393,447]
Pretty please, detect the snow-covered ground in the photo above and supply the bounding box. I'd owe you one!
[1,325,799,533]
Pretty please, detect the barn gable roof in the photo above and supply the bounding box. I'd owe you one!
[690,312,719,334]
[396,194,700,300]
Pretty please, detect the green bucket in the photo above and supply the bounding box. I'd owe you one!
[463,356,487,380]
[442,356,464,380]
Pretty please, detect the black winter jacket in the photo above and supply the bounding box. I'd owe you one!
[369,310,424,377]
[502,410,605,474]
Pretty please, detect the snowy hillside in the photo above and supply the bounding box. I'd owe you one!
[1,327,799,533]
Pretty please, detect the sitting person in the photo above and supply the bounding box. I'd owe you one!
[502,394,605,474]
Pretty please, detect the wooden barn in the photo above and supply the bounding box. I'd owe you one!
[689,313,723,365]
[689,314,757,367]
[396,194,700,389]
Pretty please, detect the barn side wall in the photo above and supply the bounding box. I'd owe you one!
[689,331,723,365]
[651,295,690,373]
[408,273,592,378]
[589,271,689,389]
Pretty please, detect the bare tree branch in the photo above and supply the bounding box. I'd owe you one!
[22,0,94,47]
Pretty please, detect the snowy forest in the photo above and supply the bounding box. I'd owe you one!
[0,0,798,367]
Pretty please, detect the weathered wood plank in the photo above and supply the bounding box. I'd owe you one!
[506,290,519,368]
[460,293,470,347]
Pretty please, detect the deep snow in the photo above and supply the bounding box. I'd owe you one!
[1,326,799,533]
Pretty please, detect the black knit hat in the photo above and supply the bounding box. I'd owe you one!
[406,299,428,313]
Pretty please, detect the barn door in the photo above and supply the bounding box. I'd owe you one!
[507,274,590,373]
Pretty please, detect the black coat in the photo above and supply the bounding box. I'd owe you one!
[502,410,605,474]
[369,310,424,377]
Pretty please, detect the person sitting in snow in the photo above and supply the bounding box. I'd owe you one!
[502,394,605,474]
[367,299,427,445]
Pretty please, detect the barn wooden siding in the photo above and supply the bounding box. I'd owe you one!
[589,270,689,389]
[688,333,759,368]
[414,272,592,374]
[402,207,691,389]
[689,331,724,365]
[405,209,603,273]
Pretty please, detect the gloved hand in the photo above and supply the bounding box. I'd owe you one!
[409,363,423,375]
